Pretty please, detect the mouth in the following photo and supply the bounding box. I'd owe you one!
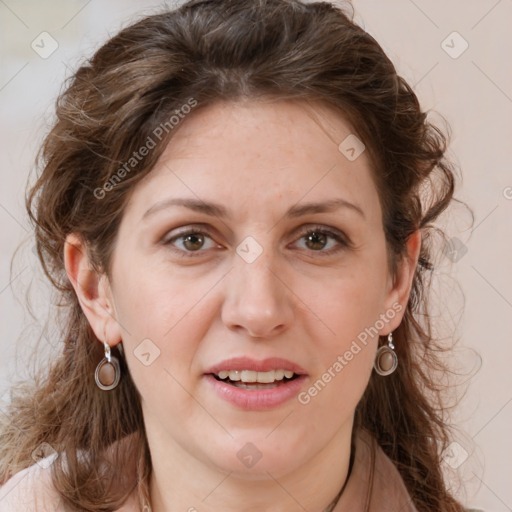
[204,357,308,410]
[210,369,300,389]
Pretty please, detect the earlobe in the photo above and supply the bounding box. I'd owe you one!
[381,229,422,333]
[63,233,121,346]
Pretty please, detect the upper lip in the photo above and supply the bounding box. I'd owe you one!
[205,357,308,375]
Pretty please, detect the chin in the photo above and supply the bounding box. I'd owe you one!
[201,436,309,479]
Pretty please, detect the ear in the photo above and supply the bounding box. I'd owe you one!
[63,233,122,347]
[379,229,422,335]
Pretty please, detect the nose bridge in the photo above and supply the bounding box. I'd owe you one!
[222,241,293,337]
[238,247,278,298]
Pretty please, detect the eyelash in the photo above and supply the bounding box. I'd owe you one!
[162,224,351,258]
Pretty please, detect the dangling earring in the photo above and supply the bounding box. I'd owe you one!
[373,332,398,376]
[94,329,121,391]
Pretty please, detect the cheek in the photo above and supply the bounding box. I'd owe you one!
[110,264,196,387]
[298,246,388,398]
[113,251,211,338]
[307,261,388,349]
[298,329,376,418]
[112,261,228,408]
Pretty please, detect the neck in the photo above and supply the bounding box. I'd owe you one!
[147,466,351,512]
[142,410,356,512]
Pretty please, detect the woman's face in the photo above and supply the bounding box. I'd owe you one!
[96,99,411,477]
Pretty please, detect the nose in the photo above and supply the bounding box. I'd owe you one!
[221,251,294,339]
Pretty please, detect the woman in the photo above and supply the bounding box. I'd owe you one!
[0,0,477,511]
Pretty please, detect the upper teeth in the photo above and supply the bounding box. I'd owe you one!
[215,369,295,383]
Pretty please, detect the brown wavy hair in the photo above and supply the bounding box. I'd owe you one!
[0,0,471,511]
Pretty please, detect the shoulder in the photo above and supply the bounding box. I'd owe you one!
[0,452,141,512]
[360,431,484,512]
[0,456,66,512]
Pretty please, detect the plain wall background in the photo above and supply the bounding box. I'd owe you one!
[1,1,511,510]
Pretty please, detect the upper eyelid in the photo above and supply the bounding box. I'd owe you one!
[164,224,350,249]
[165,223,344,238]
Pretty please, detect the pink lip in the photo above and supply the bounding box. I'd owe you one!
[203,357,308,411]
[204,356,307,375]
[204,374,308,410]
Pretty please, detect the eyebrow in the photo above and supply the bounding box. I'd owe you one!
[142,197,365,221]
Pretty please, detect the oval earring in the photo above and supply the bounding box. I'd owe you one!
[373,332,398,376]
[95,334,121,391]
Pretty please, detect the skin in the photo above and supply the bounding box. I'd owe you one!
[64,98,421,512]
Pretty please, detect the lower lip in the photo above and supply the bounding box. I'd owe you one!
[204,374,307,411]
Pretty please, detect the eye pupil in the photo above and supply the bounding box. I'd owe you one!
[305,231,327,250]
[183,233,204,251]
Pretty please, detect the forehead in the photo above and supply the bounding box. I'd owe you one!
[123,99,381,225]
[163,98,359,159]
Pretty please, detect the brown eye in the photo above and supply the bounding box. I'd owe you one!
[164,228,218,257]
[181,233,205,251]
[293,227,349,256]
[304,231,328,251]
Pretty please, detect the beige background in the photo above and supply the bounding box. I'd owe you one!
[1,1,511,510]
